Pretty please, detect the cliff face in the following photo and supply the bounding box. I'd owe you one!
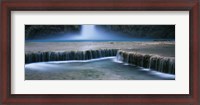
[25,25,81,39]
[96,25,175,39]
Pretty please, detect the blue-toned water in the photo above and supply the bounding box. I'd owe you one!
[25,57,175,80]
[25,25,174,42]
[26,39,175,42]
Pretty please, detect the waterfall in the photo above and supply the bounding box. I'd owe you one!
[81,25,95,36]
[116,50,175,74]
[25,49,118,64]
[70,25,100,40]
[25,49,175,74]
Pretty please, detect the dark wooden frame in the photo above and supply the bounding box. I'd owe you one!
[0,0,199,105]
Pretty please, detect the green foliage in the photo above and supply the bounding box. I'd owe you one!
[25,25,81,39]
[96,25,175,39]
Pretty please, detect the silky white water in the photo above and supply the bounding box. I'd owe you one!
[25,57,175,80]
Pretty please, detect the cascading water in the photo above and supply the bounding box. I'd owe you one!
[116,50,175,74]
[26,49,175,75]
[81,25,95,39]
[65,25,132,41]
[67,25,107,40]
[71,25,97,40]
[25,49,119,64]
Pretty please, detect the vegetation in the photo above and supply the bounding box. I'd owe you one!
[96,25,175,39]
[25,25,81,39]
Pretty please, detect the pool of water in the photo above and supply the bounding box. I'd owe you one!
[25,57,175,80]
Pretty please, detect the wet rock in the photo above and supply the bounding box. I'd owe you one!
[25,49,118,64]
[116,50,175,74]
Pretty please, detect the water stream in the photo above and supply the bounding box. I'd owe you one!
[25,57,175,80]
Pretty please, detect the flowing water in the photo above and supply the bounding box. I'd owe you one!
[116,50,175,74]
[25,25,175,80]
[54,25,133,41]
[25,57,175,80]
[26,25,174,42]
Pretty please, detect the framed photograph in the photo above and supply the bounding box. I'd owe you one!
[0,0,199,104]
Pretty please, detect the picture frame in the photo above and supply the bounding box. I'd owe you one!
[0,0,199,105]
